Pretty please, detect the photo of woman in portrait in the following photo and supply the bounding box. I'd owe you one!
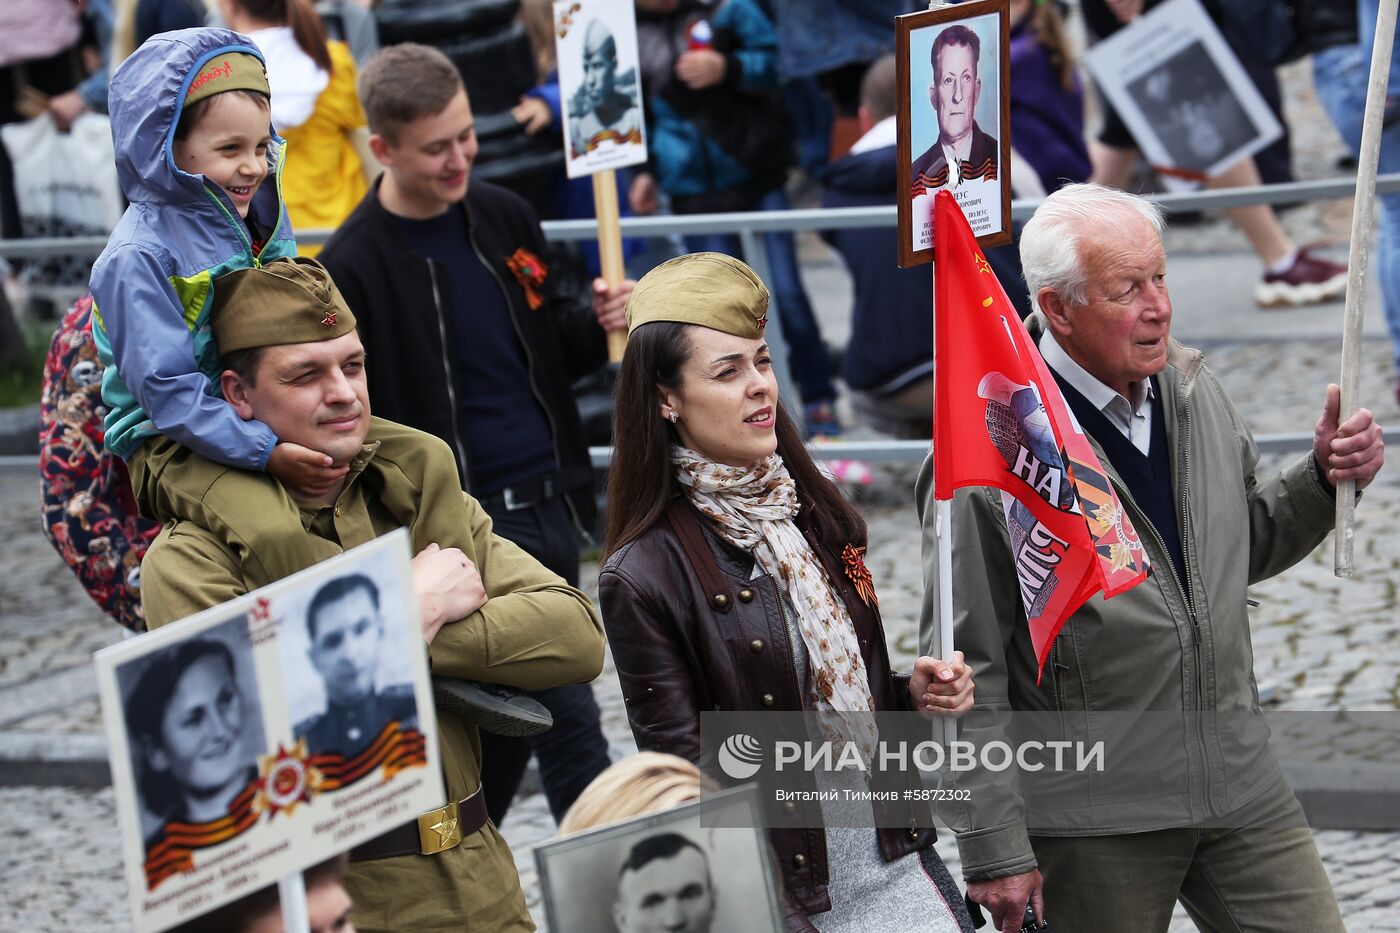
[120,623,266,890]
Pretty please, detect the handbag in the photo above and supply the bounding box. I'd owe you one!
[0,111,123,286]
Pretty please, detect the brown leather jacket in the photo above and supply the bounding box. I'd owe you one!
[599,498,939,929]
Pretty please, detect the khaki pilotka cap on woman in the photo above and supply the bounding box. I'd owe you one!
[624,252,770,338]
[210,257,357,353]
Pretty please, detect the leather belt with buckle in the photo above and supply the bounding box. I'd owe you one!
[349,787,488,861]
[483,471,558,512]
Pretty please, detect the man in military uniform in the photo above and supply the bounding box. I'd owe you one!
[910,24,999,195]
[140,257,606,931]
[570,19,641,157]
[296,572,419,760]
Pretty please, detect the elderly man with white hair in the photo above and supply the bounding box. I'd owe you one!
[916,183,1383,933]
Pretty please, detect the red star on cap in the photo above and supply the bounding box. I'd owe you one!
[321,311,337,327]
[755,314,768,330]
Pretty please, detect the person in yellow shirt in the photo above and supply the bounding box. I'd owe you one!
[219,0,370,254]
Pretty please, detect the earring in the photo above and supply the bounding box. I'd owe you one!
[668,411,679,423]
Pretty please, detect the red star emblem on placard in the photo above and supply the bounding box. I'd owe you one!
[321,311,337,327]
[249,596,271,624]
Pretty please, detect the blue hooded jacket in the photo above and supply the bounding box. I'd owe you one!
[91,28,296,467]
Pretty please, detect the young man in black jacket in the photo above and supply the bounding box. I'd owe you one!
[319,43,632,826]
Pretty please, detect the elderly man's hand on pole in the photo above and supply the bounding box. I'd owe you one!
[967,870,1045,933]
[1314,383,1385,490]
[593,276,635,333]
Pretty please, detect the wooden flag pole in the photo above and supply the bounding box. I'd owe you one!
[592,169,629,362]
[1336,0,1399,577]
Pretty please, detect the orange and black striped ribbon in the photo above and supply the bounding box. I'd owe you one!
[144,780,260,891]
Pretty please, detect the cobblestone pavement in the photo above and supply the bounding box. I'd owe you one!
[5,44,1400,933]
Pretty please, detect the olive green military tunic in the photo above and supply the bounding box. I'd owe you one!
[141,438,606,932]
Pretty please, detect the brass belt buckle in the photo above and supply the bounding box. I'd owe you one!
[417,800,463,855]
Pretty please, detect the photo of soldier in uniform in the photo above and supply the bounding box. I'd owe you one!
[556,0,648,177]
[910,24,1000,198]
[1124,40,1256,172]
[896,1,1010,264]
[535,787,781,933]
[116,615,266,890]
[291,572,420,765]
[569,19,642,158]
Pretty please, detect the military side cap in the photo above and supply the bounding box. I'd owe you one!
[185,52,270,109]
[211,257,356,354]
[625,252,769,339]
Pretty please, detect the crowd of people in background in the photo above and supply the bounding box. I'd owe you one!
[6,1,1397,932]
[9,1,1393,425]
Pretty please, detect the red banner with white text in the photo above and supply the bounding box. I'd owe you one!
[931,191,1148,673]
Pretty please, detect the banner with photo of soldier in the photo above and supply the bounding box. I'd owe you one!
[1082,0,1283,190]
[896,0,1012,267]
[555,0,648,178]
[95,529,442,933]
[535,786,783,933]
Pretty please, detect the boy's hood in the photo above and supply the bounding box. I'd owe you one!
[109,27,283,217]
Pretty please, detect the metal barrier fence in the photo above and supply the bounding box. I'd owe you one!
[0,173,1370,469]
[0,430,1320,476]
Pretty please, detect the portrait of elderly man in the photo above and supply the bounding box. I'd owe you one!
[917,183,1383,933]
[294,572,419,762]
[612,832,716,933]
[570,18,642,157]
[911,23,999,195]
[139,256,606,932]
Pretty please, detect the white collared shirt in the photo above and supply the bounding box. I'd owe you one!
[1039,332,1154,455]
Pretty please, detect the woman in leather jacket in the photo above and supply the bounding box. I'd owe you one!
[598,253,977,932]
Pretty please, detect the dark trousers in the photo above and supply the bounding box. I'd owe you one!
[1030,780,1344,932]
[476,492,611,825]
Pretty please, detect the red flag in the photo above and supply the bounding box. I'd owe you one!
[931,191,1148,674]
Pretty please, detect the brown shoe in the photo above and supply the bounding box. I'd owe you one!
[1255,246,1348,308]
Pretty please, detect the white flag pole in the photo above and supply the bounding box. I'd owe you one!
[1336,0,1399,576]
[279,872,310,933]
[931,259,957,747]
[935,497,957,747]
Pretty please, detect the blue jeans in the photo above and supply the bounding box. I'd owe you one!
[685,188,838,405]
[1314,35,1400,368]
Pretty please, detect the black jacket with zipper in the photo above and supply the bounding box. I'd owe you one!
[319,177,606,533]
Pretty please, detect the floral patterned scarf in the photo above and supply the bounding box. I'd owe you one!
[672,448,879,757]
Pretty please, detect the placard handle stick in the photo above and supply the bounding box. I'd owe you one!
[593,169,629,362]
[1336,0,1399,577]
[279,871,311,933]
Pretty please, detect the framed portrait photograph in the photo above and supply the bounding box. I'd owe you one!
[896,0,1012,267]
[535,785,783,933]
[1083,0,1282,189]
[556,0,648,178]
[96,530,442,932]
